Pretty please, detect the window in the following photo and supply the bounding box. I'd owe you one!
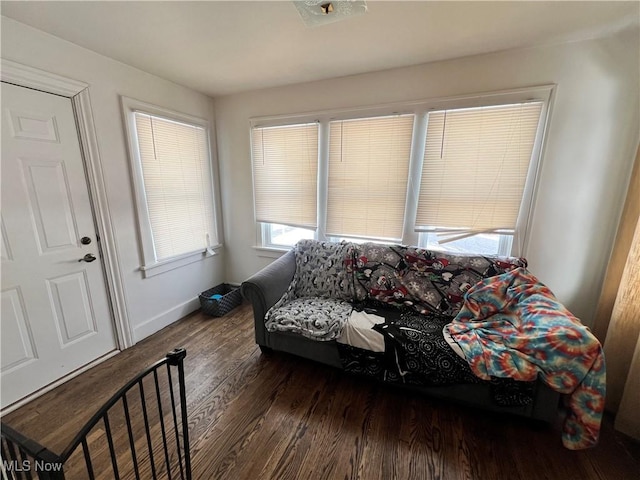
[122,97,219,276]
[251,87,551,256]
[262,223,315,248]
[251,123,318,231]
[327,115,414,240]
[415,103,543,254]
[418,232,513,256]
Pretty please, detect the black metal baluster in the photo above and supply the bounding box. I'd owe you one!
[122,394,141,480]
[103,413,120,480]
[5,437,19,462]
[1,439,14,479]
[166,364,185,480]
[138,380,158,478]
[81,438,95,480]
[176,355,191,480]
[17,447,33,480]
[5,438,21,479]
[153,369,172,480]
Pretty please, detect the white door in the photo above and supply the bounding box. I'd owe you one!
[1,82,117,408]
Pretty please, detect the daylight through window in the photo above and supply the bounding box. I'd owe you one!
[251,88,549,256]
[123,97,219,274]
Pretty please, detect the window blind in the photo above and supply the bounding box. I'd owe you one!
[252,123,318,229]
[327,115,414,240]
[134,113,216,261]
[415,102,543,238]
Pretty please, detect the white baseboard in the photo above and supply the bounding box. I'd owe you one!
[132,297,201,343]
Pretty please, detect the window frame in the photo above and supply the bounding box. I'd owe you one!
[251,85,554,257]
[122,96,221,277]
[417,231,514,256]
[260,222,315,250]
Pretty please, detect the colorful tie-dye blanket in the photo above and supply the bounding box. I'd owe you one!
[446,268,605,450]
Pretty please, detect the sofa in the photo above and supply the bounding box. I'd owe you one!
[241,240,606,449]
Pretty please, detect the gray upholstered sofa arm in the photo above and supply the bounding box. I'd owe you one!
[240,249,295,345]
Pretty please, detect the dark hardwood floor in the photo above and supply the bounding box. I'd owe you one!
[3,303,639,479]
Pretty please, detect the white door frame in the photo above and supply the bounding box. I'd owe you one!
[1,58,133,350]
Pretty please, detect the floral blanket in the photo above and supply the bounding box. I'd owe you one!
[446,268,606,450]
[348,243,527,316]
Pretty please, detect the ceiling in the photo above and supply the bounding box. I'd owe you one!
[2,1,639,97]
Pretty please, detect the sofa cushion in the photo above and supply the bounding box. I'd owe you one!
[265,297,353,341]
[352,243,526,316]
[293,239,355,301]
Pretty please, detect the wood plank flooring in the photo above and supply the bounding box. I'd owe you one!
[3,303,639,479]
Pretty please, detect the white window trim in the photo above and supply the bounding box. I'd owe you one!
[250,85,555,257]
[121,96,222,277]
[253,246,289,258]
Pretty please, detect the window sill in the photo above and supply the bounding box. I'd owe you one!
[140,245,222,278]
[252,246,291,259]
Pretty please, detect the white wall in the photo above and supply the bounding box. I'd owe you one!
[1,17,225,342]
[215,29,640,327]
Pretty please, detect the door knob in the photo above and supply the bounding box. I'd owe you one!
[79,253,97,263]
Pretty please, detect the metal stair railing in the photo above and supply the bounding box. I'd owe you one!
[1,348,191,480]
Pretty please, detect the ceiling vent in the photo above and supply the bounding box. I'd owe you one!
[293,1,368,27]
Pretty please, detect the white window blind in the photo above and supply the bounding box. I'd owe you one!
[415,102,543,241]
[327,115,414,240]
[252,123,318,229]
[134,112,216,261]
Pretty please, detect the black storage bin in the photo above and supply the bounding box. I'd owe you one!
[199,283,242,317]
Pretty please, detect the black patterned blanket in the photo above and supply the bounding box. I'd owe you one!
[337,302,534,406]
